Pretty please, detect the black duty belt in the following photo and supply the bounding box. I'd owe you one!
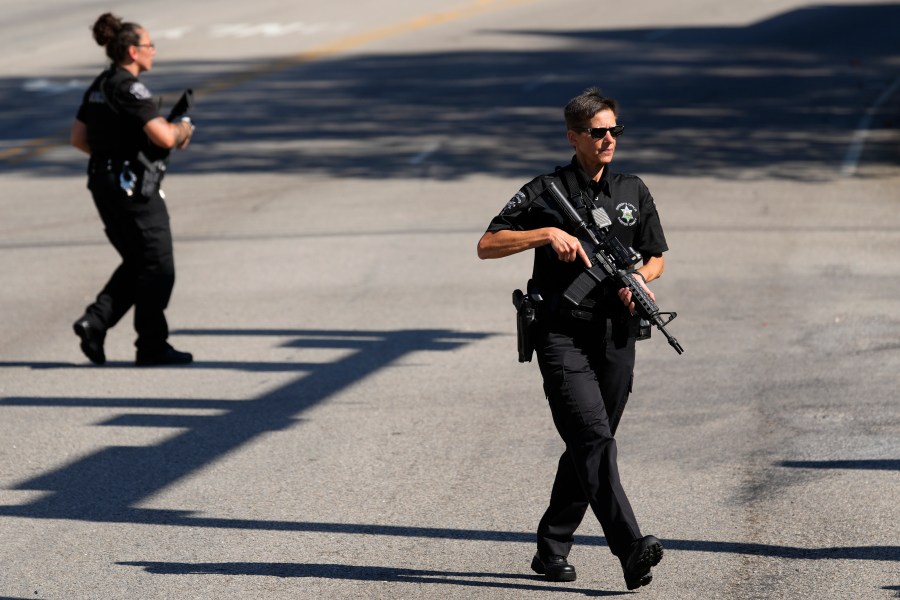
[89,156,125,173]
[570,308,602,321]
[566,298,606,322]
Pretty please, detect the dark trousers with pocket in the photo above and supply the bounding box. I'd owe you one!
[82,165,175,352]
[534,314,641,559]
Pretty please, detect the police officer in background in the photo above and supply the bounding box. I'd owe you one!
[70,12,195,366]
[477,88,668,591]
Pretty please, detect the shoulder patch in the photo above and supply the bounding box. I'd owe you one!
[129,82,152,100]
[500,191,528,215]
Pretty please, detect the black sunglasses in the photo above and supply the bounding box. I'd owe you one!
[576,125,624,139]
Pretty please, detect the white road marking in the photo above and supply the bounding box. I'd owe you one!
[23,79,84,93]
[155,27,196,40]
[841,74,900,177]
[409,141,442,165]
[209,22,353,38]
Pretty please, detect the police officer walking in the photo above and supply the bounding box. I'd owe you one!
[70,13,195,366]
[477,88,669,590]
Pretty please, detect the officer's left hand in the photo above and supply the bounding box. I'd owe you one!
[618,275,655,315]
[176,117,194,150]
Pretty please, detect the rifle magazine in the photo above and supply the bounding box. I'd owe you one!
[563,269,598,306]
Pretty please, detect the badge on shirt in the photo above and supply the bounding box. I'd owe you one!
[129,82,152,100]
[616,202,638,226]
[500,191,527,215]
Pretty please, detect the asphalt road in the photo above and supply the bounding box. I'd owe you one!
[1,1,898,598]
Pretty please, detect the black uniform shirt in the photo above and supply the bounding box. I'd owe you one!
[485,156,669,314]
[76,66,159,161]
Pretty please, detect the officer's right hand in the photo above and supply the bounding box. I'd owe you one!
[547,228,591,267]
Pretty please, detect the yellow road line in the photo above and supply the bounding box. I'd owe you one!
[2,0,539,166]
[0,133,69,162]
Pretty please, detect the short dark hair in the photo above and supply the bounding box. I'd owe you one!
[564,88,618,131]
[91,12,142,64]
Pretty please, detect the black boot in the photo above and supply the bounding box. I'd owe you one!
[73,317,106,365]
[620,535,663,590]
[531,552,576,582]
[135,343,193,367]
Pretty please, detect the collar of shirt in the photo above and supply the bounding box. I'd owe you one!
[568,155,610,204]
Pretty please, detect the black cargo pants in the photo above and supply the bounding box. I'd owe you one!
[82,162,175,352]
[534,313,641,559]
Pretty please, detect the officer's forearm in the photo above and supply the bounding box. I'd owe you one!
[477,228,556,259]
[70,119,90,154]
[636,254,664,283]
[144,117,192,149]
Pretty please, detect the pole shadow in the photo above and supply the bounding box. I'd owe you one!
[0,327,490,523]
[117,561,621,596]
[779,459,900,471]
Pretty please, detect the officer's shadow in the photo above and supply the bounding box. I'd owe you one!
[118,561,624,596]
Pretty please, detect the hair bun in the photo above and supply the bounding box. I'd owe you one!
[91,12,123,47]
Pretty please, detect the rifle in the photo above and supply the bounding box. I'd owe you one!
[166,88,194,122]
[546,180,684,355]
[135,89,196,193]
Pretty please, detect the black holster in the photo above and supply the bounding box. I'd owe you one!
[512,280,543,363]
[135,151,167,198]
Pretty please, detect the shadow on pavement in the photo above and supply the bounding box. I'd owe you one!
[2,4,898,180]
[0,327,489,523]
[1,328,897,566]
[779,459,900,471]
[118,561,618,596]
